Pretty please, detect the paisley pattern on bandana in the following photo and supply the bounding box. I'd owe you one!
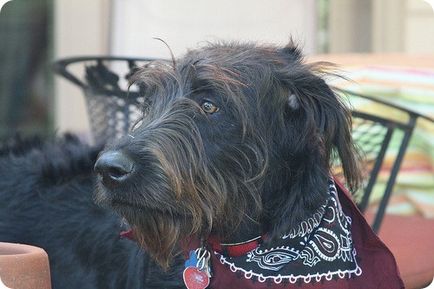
[214,180,362,284]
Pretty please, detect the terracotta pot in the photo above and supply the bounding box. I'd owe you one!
[0,242,51,289]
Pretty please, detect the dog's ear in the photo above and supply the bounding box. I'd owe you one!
[263,45,361,239]
[290,65,361,192]
[280,42,360,189]
[287,93,299,110]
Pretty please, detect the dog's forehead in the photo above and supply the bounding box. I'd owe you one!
[175,43,294,93]
[135,42,305,105]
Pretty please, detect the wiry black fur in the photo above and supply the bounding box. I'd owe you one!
[0,134,184,289]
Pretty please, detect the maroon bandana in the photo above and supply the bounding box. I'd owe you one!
[183,180,404,289]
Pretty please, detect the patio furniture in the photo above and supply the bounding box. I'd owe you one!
[53,56,159,144]
[342,89,433,231]
[341,88,434,289]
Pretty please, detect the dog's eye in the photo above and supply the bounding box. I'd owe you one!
[201,101,219,114]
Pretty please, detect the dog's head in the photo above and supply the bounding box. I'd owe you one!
[95,41,361,268]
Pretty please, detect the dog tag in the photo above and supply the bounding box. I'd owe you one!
[183,266,210,289]
[183,248,211,289]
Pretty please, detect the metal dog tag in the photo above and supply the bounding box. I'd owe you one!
[183,248,211,289]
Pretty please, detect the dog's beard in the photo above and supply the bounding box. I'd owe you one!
[95,185,190,269]
[126,171,262,269]
[129,211,184,269]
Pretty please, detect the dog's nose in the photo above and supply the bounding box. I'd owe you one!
[94,151,134,184]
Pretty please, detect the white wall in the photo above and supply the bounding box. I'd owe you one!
[329,0,375,53]
[110,0,317,58]
[405,0,434,53]
[328,0,434,53]
[372,0,406,52]
[54,0,110,133]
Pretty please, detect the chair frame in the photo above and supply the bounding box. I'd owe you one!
[343,88,433,232]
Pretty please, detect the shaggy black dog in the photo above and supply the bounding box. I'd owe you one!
[0,134,183,289]
[1,41,402,289]
[95,42,403,289]
[95,41,360,266]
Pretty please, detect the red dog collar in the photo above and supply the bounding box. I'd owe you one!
[207,235,263,257]
[120,228,264,258]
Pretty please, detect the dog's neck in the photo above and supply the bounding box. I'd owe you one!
[210,159,329,250]
[208,206,262,246]
[208,217,263,257]
[219,218,262,245]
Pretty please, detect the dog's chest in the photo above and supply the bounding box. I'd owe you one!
[183,181,404,289]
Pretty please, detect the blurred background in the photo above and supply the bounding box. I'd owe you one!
[0,0,433,216]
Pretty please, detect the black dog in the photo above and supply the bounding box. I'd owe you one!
[0,41,402,289]
[95,42,403,288]
[0,134,183,289]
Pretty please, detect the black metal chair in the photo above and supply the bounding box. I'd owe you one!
[53,57,159,144]
[341,89,433,232]
[342,89,434,289]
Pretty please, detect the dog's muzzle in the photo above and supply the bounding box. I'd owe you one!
[94,151,135,186]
